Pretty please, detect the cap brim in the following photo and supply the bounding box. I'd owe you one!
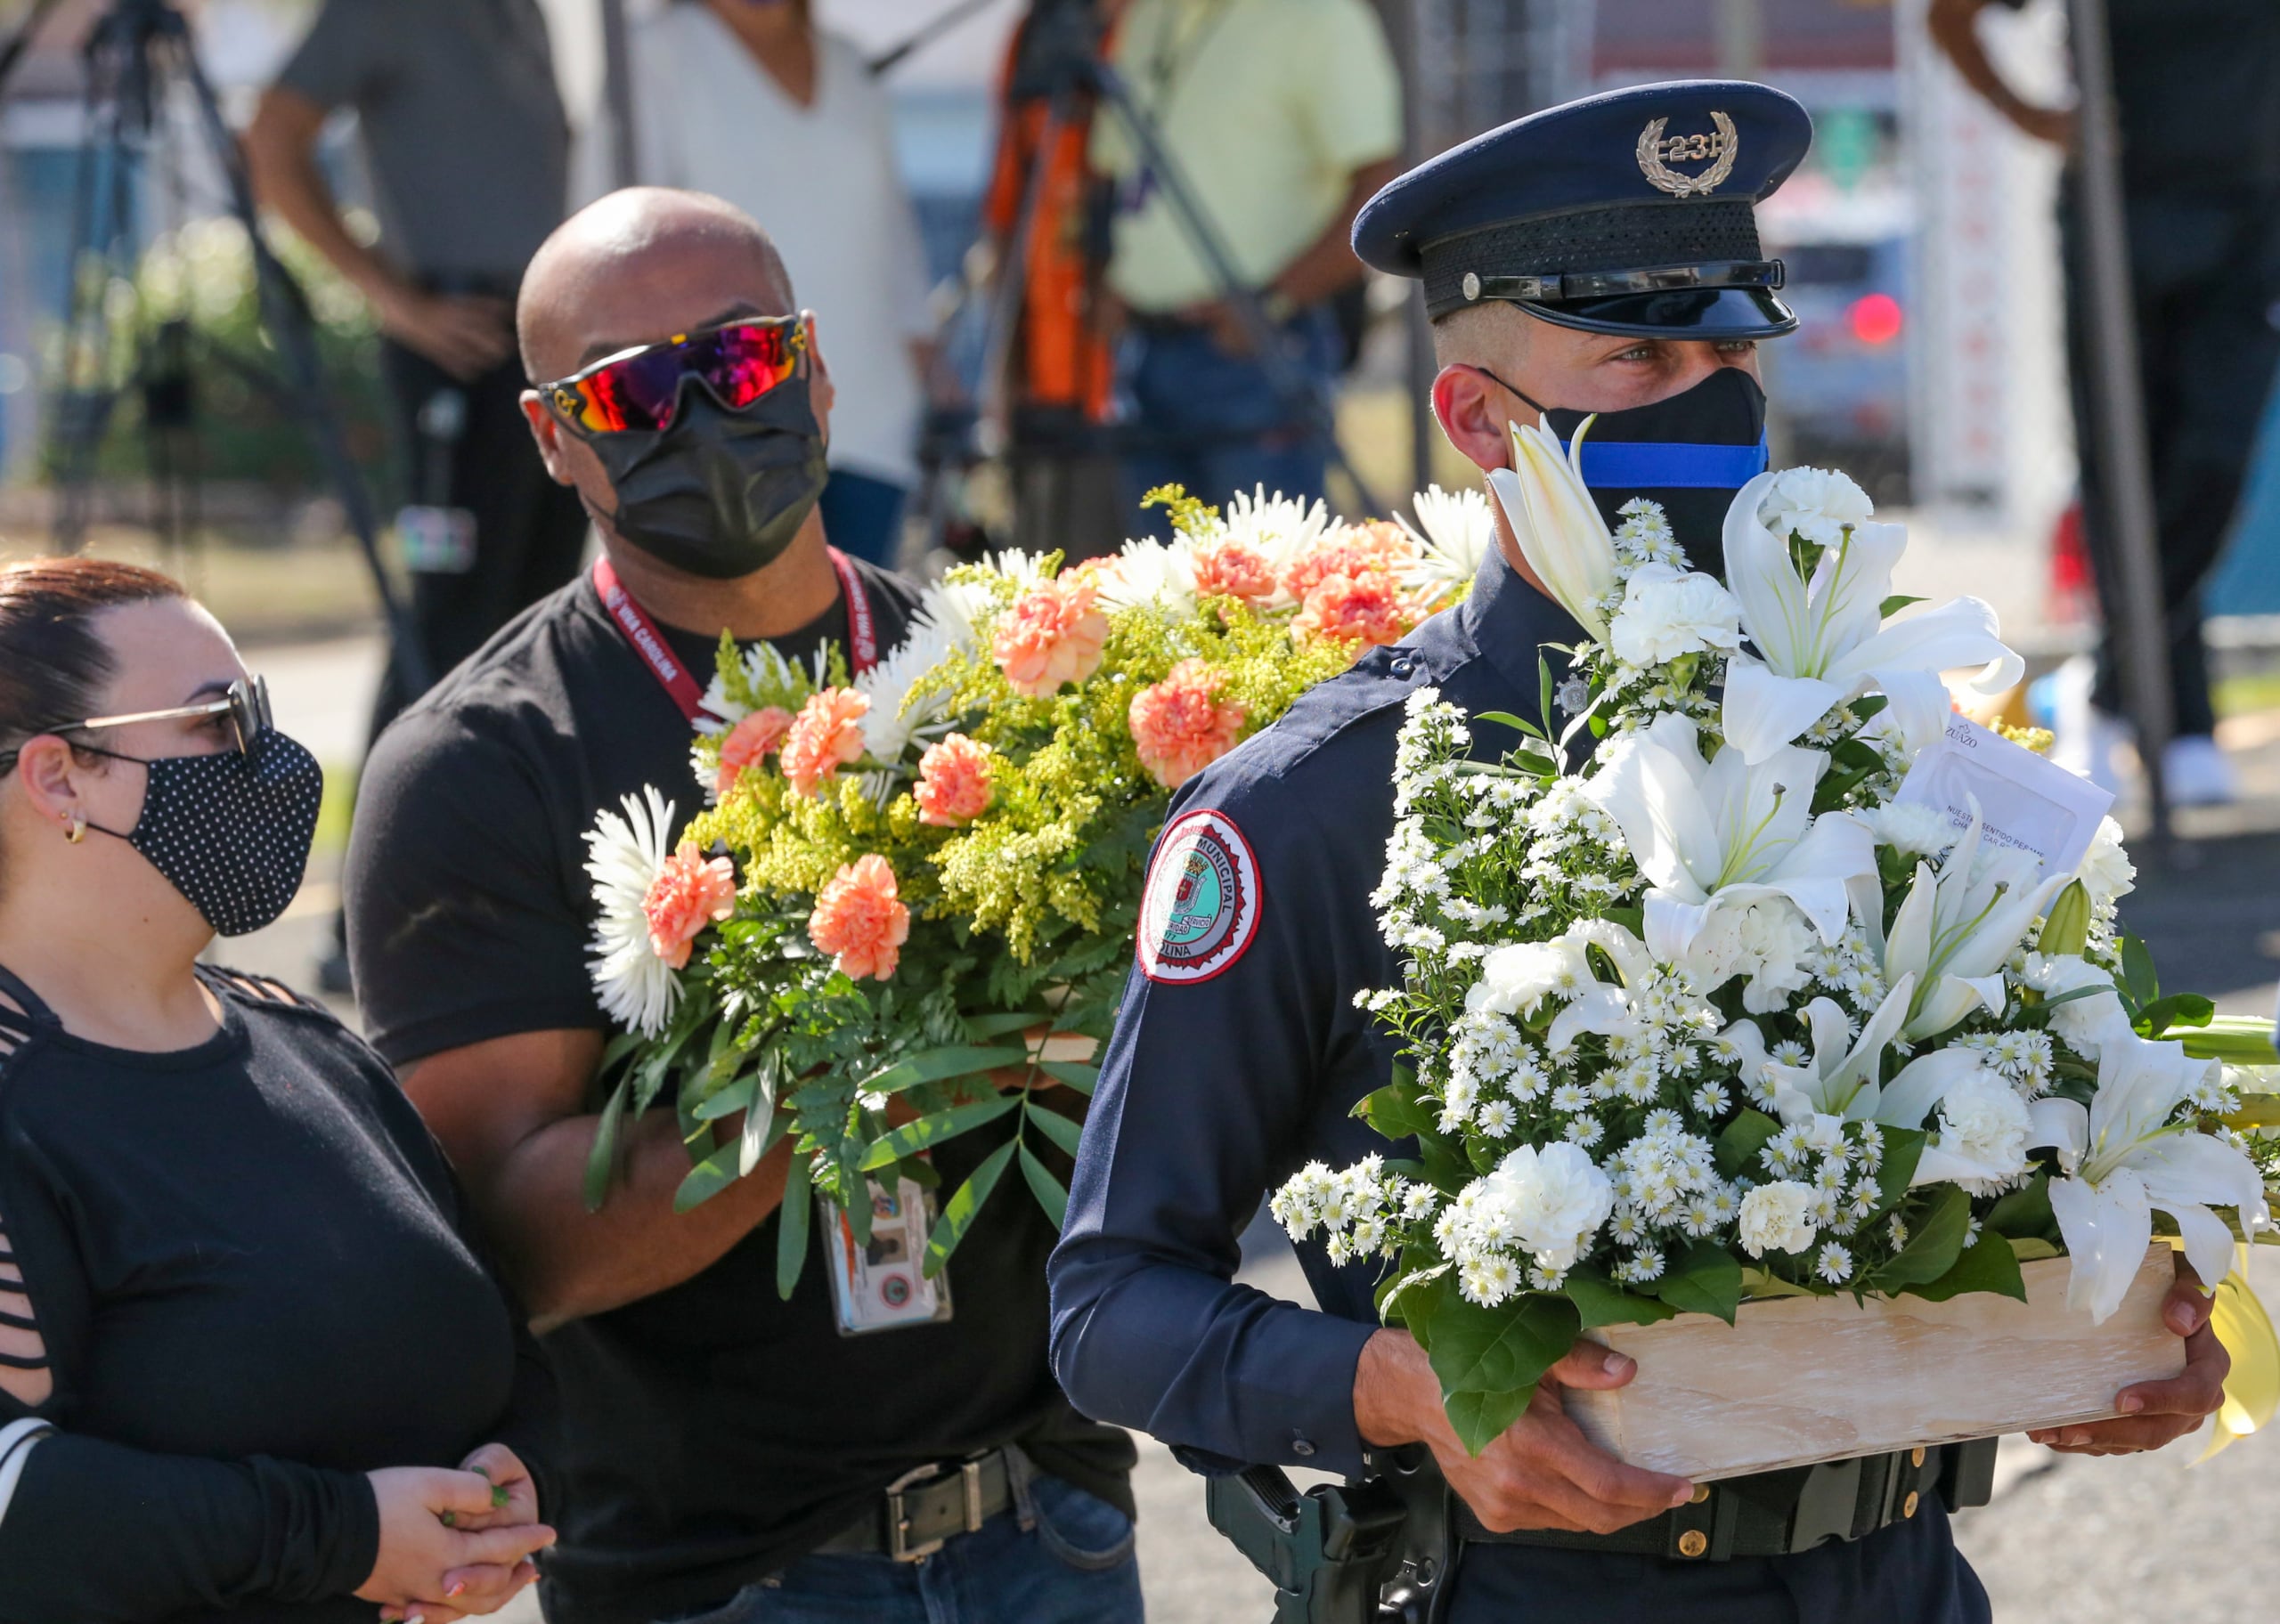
[1522,287,1796,340]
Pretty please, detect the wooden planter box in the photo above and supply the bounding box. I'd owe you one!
[1565,1246,2183,1482]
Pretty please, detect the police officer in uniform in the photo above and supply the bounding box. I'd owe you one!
[1048,82,2230,1623]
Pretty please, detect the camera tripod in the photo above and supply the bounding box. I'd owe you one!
[0,0,424,689]
[902,0,1385,559]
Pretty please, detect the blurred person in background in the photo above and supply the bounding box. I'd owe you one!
[604,0,937,570]
[1092,0,1402,531]
[1932,0,2280,804]
[248,0,586,992]
[976,5,1125,563]
[0,558,557,1624]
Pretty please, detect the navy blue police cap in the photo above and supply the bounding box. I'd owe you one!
[1354,81,1813,339]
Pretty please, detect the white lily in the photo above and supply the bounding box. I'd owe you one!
[1486,418,1616,640]
[1724,976,1917,1124]
[1584,711,1876,962]
[1721,470,2022,763]
[1865,801,2071,1043]
[1473,920,1656,1056]
[2031,1031,2274,1322]
[1724,986,2027,1186]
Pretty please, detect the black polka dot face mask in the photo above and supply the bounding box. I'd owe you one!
[83,728,325,937]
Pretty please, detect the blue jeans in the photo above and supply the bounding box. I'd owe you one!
[1120,306,1341,537]
[817,468,912,571]
[656,1474,1144,1624]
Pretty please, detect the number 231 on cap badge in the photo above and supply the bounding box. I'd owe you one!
[1637,110,1738,197]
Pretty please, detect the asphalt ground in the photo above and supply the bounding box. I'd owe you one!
[223,633,2280,1624]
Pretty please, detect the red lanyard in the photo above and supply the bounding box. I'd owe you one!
[592,548,877,724]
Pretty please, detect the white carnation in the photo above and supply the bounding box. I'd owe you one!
[1475,1143,1614,1272]
[2021,952,2134,1060]
[2074,816,2136,907]
[1607,563,1743,669]
[1755,467,1874,547]
[1467,939,1581,1018]
[1933,1068,2034,1192]
[1683,899,1816,1014]
[1870,801,1958,858]
[1737,1180,1819,1257]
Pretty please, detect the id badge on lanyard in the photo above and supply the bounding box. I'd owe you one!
[819,1174,954,1336]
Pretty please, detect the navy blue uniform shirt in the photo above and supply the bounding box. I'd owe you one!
[1048,546,1991,1621]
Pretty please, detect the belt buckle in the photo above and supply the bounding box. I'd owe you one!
[884,1458,988,1563]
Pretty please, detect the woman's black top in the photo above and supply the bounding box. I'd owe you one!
[0,963,550,1624]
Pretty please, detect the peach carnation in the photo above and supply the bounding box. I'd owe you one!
[1282,519,1417,603]
[1190,537,1278,605]
[714,705,793,800]
[808,854,911,981]
[1128,660,1249,789]
[1294,569,1419,652]
[914,733,994,825]
[642,840,737,970]
[779,687,870,798]
[993,576,1109,697]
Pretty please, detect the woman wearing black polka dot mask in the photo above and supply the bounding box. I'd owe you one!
[0,558,556,1624]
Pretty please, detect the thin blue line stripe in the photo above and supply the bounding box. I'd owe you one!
[1573,439,1771,489]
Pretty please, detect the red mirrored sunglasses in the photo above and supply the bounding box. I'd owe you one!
[540,313,810,436]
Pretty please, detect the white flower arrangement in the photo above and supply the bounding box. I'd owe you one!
[1271,439,2280,1453]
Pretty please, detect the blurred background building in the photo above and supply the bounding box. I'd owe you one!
[4,0,2278,637]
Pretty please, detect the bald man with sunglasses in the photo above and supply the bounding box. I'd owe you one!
[345,189,1141,1624]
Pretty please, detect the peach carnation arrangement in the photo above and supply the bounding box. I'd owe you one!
[578,483,1497,1287]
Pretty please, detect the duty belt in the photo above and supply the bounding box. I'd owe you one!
[1463,1439,1999,1562]
[813,1449,1018,1562]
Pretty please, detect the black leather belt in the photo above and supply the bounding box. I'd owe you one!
[1462,1440,1999,1563]
[813,1449,1018,1562]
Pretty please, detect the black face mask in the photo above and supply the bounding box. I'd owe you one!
[84,728,325,937]
[1486,368,1770,582]
[587,377,830,581]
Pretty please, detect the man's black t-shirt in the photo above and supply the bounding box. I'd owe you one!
[344,556,1136,1624]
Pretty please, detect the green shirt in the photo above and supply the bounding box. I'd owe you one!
[1093,0,1403,313]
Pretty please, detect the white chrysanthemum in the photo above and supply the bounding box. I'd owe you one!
[1815,1243,1854,1284]
[1400,483,1494,602]
[1221,483,1336,573]
[1869,801,1958,858]
[1755,467,1873,547]
[1093,535,1199,615]
[691,641,829,739]
[584,786,680,1038]
[1737,1180,1818,1257]
[854,613,960,765]
[2074,816,2136,907]
[1607,563,1742,669]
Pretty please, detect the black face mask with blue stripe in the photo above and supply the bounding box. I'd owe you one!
[1484,367,1771,583]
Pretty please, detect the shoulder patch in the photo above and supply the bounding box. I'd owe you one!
[1138,809,1264,985]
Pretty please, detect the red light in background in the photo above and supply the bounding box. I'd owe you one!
[1849,293,1904,345]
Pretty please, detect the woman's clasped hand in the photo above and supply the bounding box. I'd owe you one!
[362,1446,555,1624]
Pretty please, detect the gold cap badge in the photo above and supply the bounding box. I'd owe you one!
[1636,112,1738,198]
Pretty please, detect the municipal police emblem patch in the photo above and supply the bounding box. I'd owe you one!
[1137,809,1262,984]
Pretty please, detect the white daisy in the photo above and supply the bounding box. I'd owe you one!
[585,786,682,1038]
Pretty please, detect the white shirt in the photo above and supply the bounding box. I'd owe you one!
[598,10,932,487]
